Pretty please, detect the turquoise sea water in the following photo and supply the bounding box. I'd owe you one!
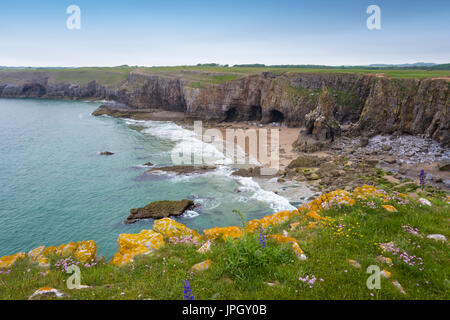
[0,98,307,259]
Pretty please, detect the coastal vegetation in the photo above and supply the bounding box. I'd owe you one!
[1,185,448,300]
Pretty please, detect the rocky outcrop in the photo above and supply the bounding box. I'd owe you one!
[145,165,216,175]
[99,151,114,156]
[125,199,195,224]
[0,70,448,145]
[294,89,342,151]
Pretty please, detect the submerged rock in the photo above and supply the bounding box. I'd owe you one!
[99,151,114,156]
[125,199,195,223]
[146,165,216,175]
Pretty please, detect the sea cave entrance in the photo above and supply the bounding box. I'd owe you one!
[269,109,285,124]
[249,105,262,121]
[224,107,238,122]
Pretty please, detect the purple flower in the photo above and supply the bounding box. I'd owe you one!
[183,280,194,300]
[419,170,425,190]
[258,227,267,247]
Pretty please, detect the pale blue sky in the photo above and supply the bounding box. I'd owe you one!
[0,0,448,66]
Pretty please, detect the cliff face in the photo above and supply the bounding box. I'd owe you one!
[0,70,448,145]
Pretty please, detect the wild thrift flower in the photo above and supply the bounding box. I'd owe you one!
[259,227,267,247]
[419,170,425,190]
[169,235,199,247]
[183,280,194,300]
[366,201,377,209]
[0,269,11,275]
[379,242,423,269]
[402,225,422,238]
[54,256,78,272]
[299,275,319,288]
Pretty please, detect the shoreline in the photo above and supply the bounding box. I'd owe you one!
[96,105,449,197]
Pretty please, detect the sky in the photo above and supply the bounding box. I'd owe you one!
[0,0,448,67]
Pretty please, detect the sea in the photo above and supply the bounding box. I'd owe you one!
[0,98,313,258]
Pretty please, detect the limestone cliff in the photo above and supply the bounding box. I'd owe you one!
[0,70,448,145]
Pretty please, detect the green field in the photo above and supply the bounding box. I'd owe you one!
[1,65,449,89]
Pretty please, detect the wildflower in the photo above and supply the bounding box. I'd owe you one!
[419,170,425,190]
[259,227,267,247]
[183,280,194,300]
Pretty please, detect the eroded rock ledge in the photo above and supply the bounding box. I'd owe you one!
[125,199,195,224]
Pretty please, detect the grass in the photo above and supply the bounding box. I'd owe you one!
[0,189,448,300]
[1,66,449,89]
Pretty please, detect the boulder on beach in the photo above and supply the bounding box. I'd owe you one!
[125,199,195,224]
[287,155,323,169]
[438,160,450,172]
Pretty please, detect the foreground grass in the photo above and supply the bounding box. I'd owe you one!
[1,193,448,300]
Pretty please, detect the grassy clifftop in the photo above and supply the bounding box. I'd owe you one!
[0,185,448,300]
[1,65,449,89]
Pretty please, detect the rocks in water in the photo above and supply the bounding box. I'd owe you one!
[125,199,195,224]
[143,162,153,167]
[146,165,216,175]
[92,105,136,118]
[231,166,262,177]
[438,160,450,171]
[99,151,114,156]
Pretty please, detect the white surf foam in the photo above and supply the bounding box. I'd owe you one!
[233,176,296,212]
[123,118,299,213]
[182,210,200,219]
